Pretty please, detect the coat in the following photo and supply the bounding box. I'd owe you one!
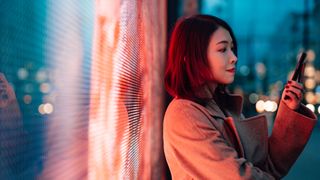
[163,86,317,180]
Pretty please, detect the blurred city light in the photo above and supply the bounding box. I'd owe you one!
[255,99,278,113]
[17,68,28,80]
[264,100,274,112]
[38,104,45,115]
[306,104,315,112]
[38,103,54,115]
[304,65,316,77]
[255,62,266,78]
[239,65,250,76]
[43,103,54,114]
[256,100,265,113]
[306,49,315,62]
[23,94,32,104]
[40,83,51,93]
[305,92,316,104]
[305,78,316,90]
[249,93,259,104]
[271,102,278,112]
[266,100,278,112]
[36,69,48,83]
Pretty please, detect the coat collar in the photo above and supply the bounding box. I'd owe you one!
[194,84,245,158]
[194,84,269,160]
[194,84,243,118]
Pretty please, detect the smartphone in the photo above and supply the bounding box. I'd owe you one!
[291,52,307,83]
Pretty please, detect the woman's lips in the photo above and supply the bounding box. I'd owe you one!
[226,68,236,73]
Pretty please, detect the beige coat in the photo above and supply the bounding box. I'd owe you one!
[163,87,317,180]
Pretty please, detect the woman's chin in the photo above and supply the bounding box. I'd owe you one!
[224,78,234,85]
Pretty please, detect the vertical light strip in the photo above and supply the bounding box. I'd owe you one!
[88,0,167,179]
[88,0,126,179]
[40,0,90,179]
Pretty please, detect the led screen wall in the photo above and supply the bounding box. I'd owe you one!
[87,0,166,179]
[0,0,166,179]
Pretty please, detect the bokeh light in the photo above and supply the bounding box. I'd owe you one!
[17,68,29,80]
[38,104,45,115]
[38,103,54,115]
[256,100,265,113]
[305,78,316,90]
[36,69,48,83]
[255,62,266,78]
[304,65,316,77]
[239,65,250,76]
[306,49,315,62]
[249,93,259,104]
[23,94,32,104]
[306,104,315,112]
[40,83,51,93]
[43,103,54,114]
[305,92,316,104]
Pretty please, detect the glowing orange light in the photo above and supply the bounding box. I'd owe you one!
[256,100,265,113]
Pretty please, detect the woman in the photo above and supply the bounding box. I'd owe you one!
[163,14,317,179]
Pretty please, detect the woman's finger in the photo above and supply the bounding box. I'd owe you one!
[283,90,301,110]
[285,89,301,101]
[288,80,303,90]
[284,90,300,102]
[285,86,303,100]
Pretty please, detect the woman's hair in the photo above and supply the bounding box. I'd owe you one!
[164,14,237,99]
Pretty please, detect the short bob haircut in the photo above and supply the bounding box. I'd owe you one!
[164,14,238,99]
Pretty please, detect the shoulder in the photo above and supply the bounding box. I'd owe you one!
[163,98,214,136]
[165,98,211,120]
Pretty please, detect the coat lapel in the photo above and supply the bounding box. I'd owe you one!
[205,97,245,158]
[205,93,268,165]
[234,115,268,166]
[224,117,245,158]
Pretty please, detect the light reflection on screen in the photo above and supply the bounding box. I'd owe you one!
[0,0,166,179]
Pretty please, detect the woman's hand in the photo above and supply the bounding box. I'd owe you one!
[281,80,304,110]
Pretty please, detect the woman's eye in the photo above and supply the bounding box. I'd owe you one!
[218,48,227,52]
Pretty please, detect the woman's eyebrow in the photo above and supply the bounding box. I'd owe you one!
[216,40,232,45]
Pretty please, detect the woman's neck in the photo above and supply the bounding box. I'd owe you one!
[207,82,218,95]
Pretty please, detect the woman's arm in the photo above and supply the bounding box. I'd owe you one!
[266,81,317,179]
[267,101,317,178]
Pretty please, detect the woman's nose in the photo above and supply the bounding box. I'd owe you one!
[230,51,237,64]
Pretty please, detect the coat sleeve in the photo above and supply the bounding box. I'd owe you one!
[163,100,275,180]
[265,101,317,179]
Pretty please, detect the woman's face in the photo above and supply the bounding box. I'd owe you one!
[207,27,237,85]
